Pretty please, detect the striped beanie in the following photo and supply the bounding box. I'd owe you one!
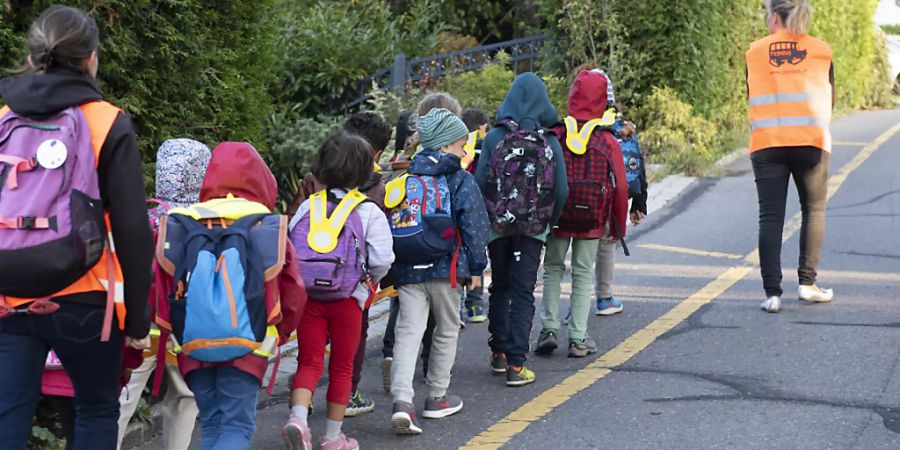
[417,108,469,150]
[591,68,616,106]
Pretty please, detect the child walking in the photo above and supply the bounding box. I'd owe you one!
[537,69,628,357]
[283,132,394,450]
[475,73,569,386]
[459,108,491,323]
[388,108,489,435]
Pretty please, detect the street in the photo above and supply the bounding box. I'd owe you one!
[138,108,900,450]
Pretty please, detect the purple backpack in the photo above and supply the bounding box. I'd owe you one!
[484,119,557,236]
[0,106,106,299]
[291,190,369,301]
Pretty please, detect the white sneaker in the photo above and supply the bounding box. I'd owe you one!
[761,296,781,313]
[799,285,834,303]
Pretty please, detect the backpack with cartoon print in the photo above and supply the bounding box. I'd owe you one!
[385,173,458,265]
[484,119,557,236]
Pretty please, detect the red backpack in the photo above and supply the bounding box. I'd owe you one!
[557,120,617,233]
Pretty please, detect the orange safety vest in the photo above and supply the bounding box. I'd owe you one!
[746,31,832,153]
[0,101,126,341]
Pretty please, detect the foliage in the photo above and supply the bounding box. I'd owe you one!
[263,110,344,212]
[389,0,538,42]
[1,1,278,168]
[273,0,444,116]
[28,397,65,450]
[638,87,715,176]
[883,24,900,35]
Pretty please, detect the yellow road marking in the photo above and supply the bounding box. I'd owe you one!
[637,243,744,260]
[462,121,900,449]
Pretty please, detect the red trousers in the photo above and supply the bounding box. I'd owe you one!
[292,298,362,404]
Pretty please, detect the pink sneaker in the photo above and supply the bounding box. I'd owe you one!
[319,433,359,450]
[282,416,312,450]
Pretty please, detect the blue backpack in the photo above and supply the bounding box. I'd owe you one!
[386,173,458,265]
[158,199,287,363]
[619,135,644,196]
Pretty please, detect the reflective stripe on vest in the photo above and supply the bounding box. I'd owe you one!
[307,189,366,254]
[4,101,127,336]
[461,131,478,169]
[746,32,832,153]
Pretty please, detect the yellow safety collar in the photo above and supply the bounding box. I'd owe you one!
[461,131,478,169]
[384,174,409,209]
[563,108,618,155]
[307,189,367,254]
[169,194,271,220]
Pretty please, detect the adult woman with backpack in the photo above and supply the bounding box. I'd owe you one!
[748,0,834,313]
[0,5,154,449]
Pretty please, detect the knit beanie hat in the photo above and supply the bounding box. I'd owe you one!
[417,108,469,150]
[591,68,616,106]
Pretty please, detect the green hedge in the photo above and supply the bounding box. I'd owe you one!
[1,1,277,167]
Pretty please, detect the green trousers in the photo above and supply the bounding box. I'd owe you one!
[540,235,599,342]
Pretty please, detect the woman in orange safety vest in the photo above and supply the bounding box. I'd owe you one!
[0,6,153,448]
[747,0,835,314]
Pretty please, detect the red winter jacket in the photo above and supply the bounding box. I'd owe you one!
[153,142,307,384]
[552,70,628,240]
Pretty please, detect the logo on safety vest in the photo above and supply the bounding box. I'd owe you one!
[769,41,807,67]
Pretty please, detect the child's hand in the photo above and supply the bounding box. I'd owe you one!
[630,211,646,226]
[467,276,482,291]
[125,336,151,350]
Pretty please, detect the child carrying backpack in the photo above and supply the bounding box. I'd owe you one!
[474,73,569,387]
[387,108,489,436]
[282,132,394,450]
[154,142,306,450]
[459,108,491,324]
[537,69,629,358]
[117,139,210,450]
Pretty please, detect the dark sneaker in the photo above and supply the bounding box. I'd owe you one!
[467,306,487,323]
[506,365,536,387]
[490,352,507,374]
[568,337,598,358]
[391,401,423,435]
[534,330,558,355]
[382,357,393,393]
[422,394,464,419]
[345,391,375,417]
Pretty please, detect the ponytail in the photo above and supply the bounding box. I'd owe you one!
[14,5,99,75]
[768,0,813,35]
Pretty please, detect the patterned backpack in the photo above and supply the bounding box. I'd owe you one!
[559,117,617,233]
[484,119,556,236]
[291,189,369,301]
[0,105,107,299]
[619,133,644,197]
[385,172,458,265]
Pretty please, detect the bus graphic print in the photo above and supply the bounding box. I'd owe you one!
[769,41,808,67]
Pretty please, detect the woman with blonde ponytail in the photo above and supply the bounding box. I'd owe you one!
[746,0,835,314]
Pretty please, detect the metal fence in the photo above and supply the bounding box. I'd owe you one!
[339,35,549,112]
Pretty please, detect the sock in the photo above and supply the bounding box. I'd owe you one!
[291,405,308,425]
[324,418,343,441]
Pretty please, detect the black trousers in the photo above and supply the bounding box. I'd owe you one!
[487,236,544,366]
[751,147,829,297]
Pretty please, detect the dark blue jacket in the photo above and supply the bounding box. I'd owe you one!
[475,72,569,243]
[390,148,490,287]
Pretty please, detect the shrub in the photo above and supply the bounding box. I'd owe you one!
[263,110,344,212]
[637,87,715,176]
[1,1,278,167]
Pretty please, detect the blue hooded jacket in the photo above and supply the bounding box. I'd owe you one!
[475,72,569,243]
[390,148,490,287]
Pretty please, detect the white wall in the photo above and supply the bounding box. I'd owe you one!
[876,0,900,26]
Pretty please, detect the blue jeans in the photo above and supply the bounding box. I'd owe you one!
[487,236,544,366]
[187,366,259,450]
[0,302,123,450]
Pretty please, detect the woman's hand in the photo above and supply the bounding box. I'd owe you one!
[125,336,151,350]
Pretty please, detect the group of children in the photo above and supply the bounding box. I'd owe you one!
[0,6,651,450]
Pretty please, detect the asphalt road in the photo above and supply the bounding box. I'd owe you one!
[138,108,900,450]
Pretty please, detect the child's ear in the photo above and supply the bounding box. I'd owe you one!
[374,149,385,163]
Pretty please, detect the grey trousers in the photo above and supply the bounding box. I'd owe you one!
[595,227,617,300]
[391,279,463,404]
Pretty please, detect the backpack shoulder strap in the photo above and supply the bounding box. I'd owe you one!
[79,101,122,167]
[497,119,519,132]
[308,189,366,254]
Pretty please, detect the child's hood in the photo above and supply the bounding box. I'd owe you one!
[567,69,611,121]
[409,148,462,176]
[496,72,558,131]
[200,142,277,210]
[155,139,211,208]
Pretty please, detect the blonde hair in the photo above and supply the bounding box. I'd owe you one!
[768,0,812,35]
[416,92,462,118]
